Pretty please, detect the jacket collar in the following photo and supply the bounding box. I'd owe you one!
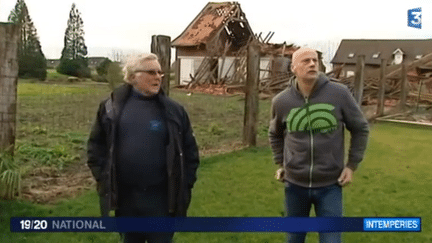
[109,84,182,126]
[291,72,329,98]
[157,89,182,127]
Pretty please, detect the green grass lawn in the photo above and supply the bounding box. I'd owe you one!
[170,91,272,151]
[15,83,112,169]
[2,122,431,242]
[14,82,271,169]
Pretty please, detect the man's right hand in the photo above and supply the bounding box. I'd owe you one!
[275,168,285,182]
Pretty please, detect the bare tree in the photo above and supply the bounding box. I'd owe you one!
[109,49,124,63]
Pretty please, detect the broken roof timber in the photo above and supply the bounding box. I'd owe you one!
[259,42,299,57]
[171,2,253,48]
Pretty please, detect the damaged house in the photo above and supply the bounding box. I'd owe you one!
[171,1,327,96]
[171,2,254,86]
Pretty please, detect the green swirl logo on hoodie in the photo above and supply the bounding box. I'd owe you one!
[286,103,338,133]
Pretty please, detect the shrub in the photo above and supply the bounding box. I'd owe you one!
[96,58,112,77]
[57,59,91,78]
[19,55,47,81]
[0,153,21,200]
[106,62,124,90]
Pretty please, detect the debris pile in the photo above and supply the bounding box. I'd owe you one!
[328,52,432,108]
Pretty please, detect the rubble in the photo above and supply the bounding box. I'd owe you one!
[328,53,432,107]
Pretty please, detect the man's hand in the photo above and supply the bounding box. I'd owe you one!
[275,168,285,182]
[338,167,353,187]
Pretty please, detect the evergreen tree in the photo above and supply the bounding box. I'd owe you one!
[57,3,90,78]
[8,0,47,80]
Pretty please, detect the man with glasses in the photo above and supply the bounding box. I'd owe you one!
[87,53,200,242]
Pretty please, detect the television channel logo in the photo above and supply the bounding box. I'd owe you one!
[408,8,422,29]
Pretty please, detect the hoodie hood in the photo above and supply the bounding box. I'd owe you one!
[290,72,330,98]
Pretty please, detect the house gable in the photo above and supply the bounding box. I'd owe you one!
[171,2,253,54]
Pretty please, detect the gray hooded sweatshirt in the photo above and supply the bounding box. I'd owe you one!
[269,73,369,188]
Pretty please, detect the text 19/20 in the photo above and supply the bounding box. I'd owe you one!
[20,220,48,230]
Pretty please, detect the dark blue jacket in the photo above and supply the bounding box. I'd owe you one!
[87,84,199,216]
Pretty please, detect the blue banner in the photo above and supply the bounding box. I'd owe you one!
[10,217,421,233]
[364,218,421,232]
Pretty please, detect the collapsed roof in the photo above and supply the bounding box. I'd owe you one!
[171,2,254,50]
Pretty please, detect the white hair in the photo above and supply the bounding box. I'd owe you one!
[122,53,159,83]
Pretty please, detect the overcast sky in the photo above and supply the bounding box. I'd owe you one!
[1,0,431,64]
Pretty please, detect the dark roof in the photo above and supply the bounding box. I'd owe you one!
[46,57,108,61]
[88,57,109,61]
[331,39,432,65]
[171,2,253,47]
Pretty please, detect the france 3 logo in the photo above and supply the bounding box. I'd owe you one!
[408,7,422,29]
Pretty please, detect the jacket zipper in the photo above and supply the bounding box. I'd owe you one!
[305,97,314,187]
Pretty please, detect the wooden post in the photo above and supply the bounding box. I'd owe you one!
[0,23,20,155]
[353,55,365,105]
[376,59,387,116]
[416,80,424,112]
[174,50,180,86]
[243,41,260,146]
[151,35,171,96]
[399,61,408,110]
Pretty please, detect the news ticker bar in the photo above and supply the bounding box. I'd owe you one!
[11,217,421,233]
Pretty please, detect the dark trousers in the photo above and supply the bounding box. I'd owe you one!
[116,183,174,243]
[285,183,342,243]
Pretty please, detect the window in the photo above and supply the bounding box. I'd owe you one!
[394,53,403,65]
[416,55,423,59]
[372,52,380,59]
[392,48,404,65]
[347,71,355,77]
[348,53,355,58]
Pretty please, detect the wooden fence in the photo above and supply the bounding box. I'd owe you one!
[0,23,20,154]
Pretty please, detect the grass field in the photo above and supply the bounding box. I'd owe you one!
[2,122,432,242]
[1,81,431,242]
[15,82,111,169]
[14,82,271,169]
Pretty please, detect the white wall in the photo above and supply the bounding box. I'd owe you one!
[179,57,204,85]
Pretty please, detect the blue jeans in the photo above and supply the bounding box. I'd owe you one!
[285,183,342,243]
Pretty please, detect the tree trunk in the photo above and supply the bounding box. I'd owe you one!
[0,23,20,155]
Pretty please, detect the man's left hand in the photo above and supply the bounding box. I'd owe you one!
[338,167,353,187]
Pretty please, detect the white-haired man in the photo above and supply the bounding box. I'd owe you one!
[87,53,200,243]
[269,48,369,243]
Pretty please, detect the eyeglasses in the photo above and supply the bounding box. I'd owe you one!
[135,70,164,77]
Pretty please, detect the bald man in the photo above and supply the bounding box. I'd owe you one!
[269,48,369,243]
